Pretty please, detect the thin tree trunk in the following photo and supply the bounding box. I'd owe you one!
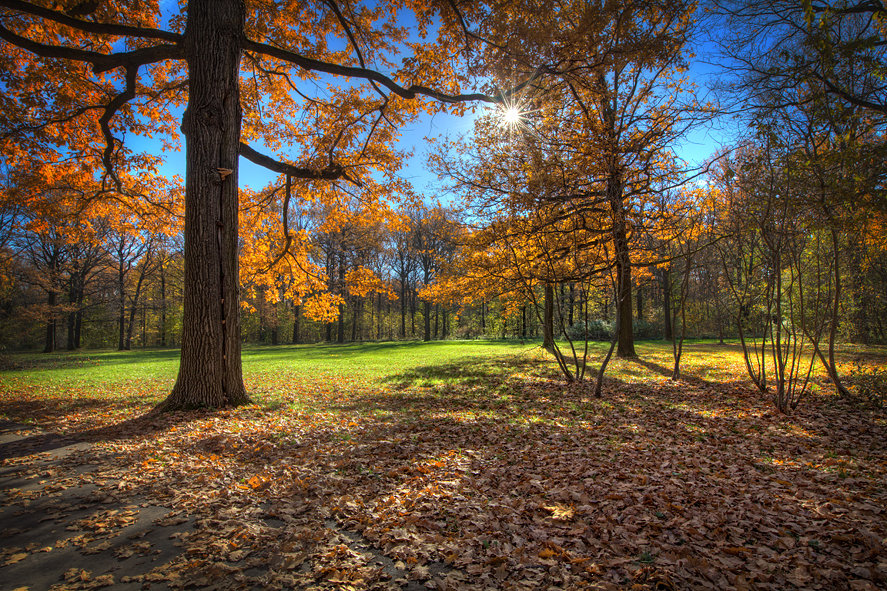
[118,262,126,351]
[423,300,431,341]
[543,284,554,350]
[125,264,148,350]
[400,280,406,338]
[661,269,673,341]
[44,290,57,353]
[481,301,486,335]
[159,257,167,347]
[292,303,301,344]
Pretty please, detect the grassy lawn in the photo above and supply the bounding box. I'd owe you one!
[1,340,886,590]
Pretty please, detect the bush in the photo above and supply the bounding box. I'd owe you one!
[634,318,664,339]
[849,363,887,406]
[566,319,613,341]
[566,318,665,341]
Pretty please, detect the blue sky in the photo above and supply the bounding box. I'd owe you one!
[134,3,729,199]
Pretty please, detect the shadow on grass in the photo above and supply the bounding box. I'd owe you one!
[242,339,533,361]
[627,357,714,389]
[0,349,181,372]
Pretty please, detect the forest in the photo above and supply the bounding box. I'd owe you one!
[0,0,886,590]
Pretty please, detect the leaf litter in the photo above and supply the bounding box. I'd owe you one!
[0,350,885,589]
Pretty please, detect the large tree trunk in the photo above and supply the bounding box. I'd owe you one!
[159,0,248,410]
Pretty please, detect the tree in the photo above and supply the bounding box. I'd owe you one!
[455,0,701,358]
[0,0,500,409]
[715,0,887,115]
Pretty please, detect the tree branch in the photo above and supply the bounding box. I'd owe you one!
[244,37,510,104]
[0,23,181,72]
[100,67,137,189]
[239,142,359,184]
[0,0,181,42]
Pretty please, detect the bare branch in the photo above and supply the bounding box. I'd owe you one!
[244,37,524,104]
[239,142,360,184]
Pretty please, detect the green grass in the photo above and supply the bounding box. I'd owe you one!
[1,339,883,427]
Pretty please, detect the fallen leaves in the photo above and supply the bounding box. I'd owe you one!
[1,345,886,589]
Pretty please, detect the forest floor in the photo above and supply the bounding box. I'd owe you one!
[0,340,885,591]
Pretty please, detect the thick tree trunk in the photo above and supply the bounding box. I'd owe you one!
[159,0,248,410]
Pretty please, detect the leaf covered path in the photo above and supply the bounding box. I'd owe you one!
[1,342,886,590]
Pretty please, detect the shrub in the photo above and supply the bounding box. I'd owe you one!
[849,362,887,406]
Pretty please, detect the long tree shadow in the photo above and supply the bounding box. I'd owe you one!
[629,356,714,389]
[0,408,219,460]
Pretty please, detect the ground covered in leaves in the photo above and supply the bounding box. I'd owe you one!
[1,341,886,590]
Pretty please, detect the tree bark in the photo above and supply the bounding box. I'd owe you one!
[292,303,301,343]
[423,300,431,341]
[543,284,554,350]
[159,0,248,410]
[159,257,167,347]
[44,290,57,353]
[125,262,148,350]
[611,195,635,357]
[117,260,126,351]
[400,279,406,338]
[661,268,673,341]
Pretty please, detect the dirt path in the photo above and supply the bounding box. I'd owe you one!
[1,421,195,590]
[0,421,450,591]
